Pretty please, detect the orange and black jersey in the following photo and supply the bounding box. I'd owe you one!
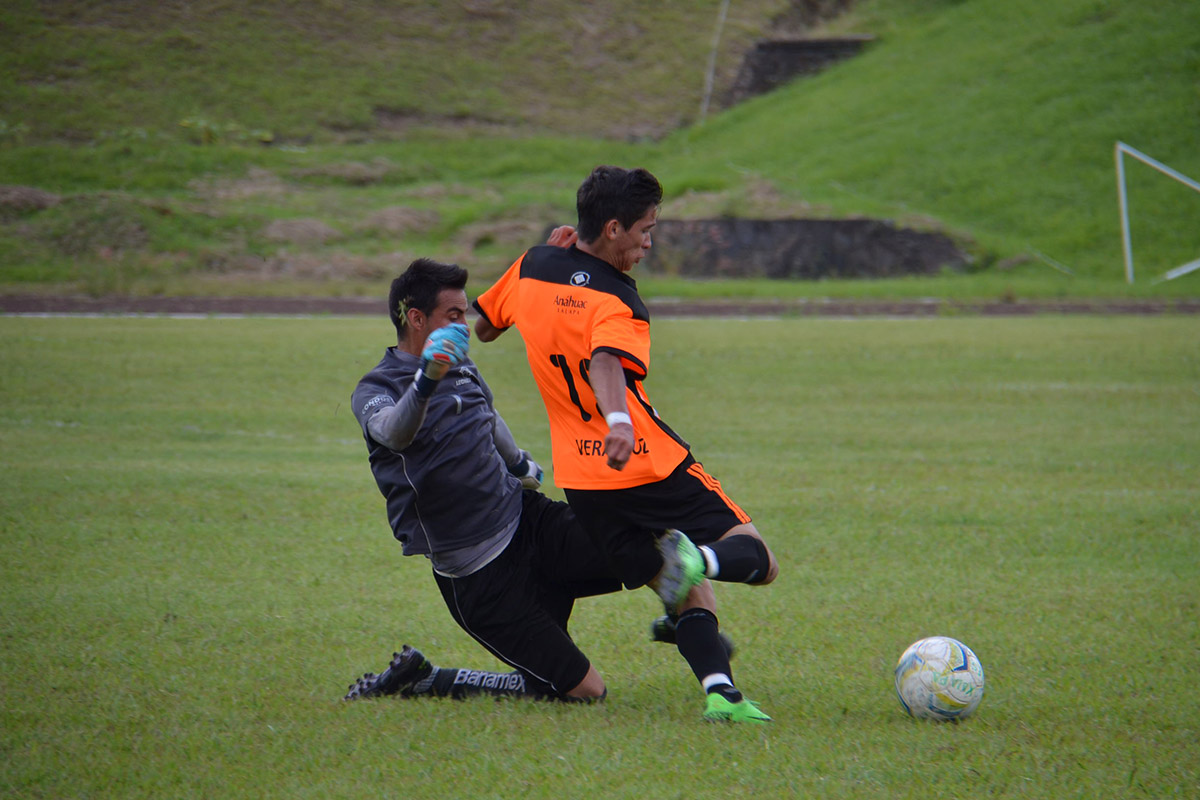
[474,244,690,490]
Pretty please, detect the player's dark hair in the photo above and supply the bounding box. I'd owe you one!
[388,258,468,334]
[576,166,663,244]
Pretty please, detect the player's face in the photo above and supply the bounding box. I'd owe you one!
[424,288,469,334]
[612,206,658,273]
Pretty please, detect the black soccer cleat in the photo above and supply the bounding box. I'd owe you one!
[649,615,737,660]
[343,644,434,700]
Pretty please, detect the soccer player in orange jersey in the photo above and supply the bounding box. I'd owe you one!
[473,166,778,723]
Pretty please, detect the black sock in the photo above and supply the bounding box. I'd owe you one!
[674,607,736,694]
[421,666,553,700]
[709,684,744,703]
[701,535,771,584]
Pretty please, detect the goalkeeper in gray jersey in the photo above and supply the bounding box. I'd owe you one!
[345,256,696,702]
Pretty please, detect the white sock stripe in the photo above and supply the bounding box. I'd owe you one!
[699,545,718,578]
[702,673,733,692]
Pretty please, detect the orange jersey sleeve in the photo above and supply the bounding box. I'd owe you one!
[591,305,650,379]
[474,252,525,331]
[474,245,689,490]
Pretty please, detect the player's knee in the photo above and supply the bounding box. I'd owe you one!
[715,526,775,585]
[573,684,607,701]
[748,537,778,585]
[566,684,607,701]
[566,666,607,700]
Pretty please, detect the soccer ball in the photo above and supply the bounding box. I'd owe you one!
[894,636,985,720]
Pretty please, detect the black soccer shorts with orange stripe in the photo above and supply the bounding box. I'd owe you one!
[564,455,753,590]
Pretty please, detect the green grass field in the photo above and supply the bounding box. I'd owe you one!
[2,314,1197,798]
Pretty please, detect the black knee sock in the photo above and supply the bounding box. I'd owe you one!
[700,535,771,584]
[419,666,554,700]
[674,608,740,700]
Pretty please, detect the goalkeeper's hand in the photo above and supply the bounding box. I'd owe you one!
[421,323,470,379]
[507,450,544,490]
[546,225,578,249]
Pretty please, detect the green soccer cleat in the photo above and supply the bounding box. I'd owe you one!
[703,693,772,723]
[654,529,705,612]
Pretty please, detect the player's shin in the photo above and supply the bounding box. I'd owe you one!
[422,666,557,700]
[698,534,773,584]
[674,607,740,701]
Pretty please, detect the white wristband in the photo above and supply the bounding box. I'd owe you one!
[605,411,632,428]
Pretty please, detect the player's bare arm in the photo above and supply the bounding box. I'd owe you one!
[589,351,635,471]
[474,315,504,342]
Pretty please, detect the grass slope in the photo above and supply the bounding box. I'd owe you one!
[0,0,1197,296]
[665,0,1200,278]
[0,0,788,142]
[1,315,1197,797]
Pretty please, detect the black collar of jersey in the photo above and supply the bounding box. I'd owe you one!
[519,245,649,322]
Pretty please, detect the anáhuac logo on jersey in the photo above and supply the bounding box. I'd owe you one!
[555,295,587,312]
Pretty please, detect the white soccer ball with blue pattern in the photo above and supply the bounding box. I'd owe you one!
[894,636,985,720]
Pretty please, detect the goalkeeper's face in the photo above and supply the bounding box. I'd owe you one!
[415,288,469,347]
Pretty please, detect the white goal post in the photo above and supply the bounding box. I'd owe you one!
[1115,141,1200,283]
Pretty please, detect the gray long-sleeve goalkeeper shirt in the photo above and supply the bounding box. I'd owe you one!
[351,347,526,576]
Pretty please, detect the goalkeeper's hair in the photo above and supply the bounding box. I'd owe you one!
[389,258,468,334]
[576,165,663,244]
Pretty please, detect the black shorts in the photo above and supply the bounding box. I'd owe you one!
[433,490,624,697]
[564,454,752,590]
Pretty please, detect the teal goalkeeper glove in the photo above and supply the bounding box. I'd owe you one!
[415,323,469,396]
[422,323,470,370]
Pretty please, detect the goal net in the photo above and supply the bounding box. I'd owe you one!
[1115,141,1200,283]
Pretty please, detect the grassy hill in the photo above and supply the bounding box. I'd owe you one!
[0,0,790,143]
[0,0,1197,299]
[662,0,1200,284]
